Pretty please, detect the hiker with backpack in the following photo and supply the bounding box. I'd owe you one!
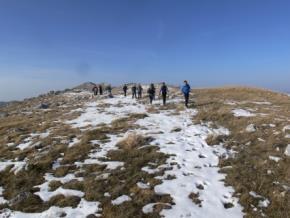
[106,84,113,97]
[181,80,191,108]
[159,82,168,105]
[123,84,128,97]
[147,84,156,104]
[137,84,143,99]
[92,85,98,96]
[99,85,103,95]
[132,84,137,99]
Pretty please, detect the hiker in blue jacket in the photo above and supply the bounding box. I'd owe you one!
[181,80,191,108]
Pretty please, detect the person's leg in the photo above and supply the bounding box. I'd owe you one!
[185,94,189,107]
[162,94,166,105]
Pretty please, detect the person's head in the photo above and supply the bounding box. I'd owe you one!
[150,83,154,87]
[184,80,188,85]
[162,82,166,85]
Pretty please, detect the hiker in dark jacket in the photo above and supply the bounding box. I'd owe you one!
[147,84,156,104]
[106,85,113,97]
[132,84,137,99]
[159,82,168,105]
[137,84,143,99]
[99,85,103,95]
[181,80,191,108]
[92,85,98,96]
[123,84,128,97]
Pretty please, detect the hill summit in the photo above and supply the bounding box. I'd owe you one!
[0,85,289,217]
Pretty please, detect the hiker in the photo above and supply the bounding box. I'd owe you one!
[137,84,143,99]
[99,85,103,95]
[147,83,156,104]
[159,82,168,105]
[106,85,113,97]
[92,85,98,96]
[132,84,137,99]
[181,80,191,108]
[123,84,128,97]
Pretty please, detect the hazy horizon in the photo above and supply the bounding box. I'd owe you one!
[1,79,289,102]
[1,0,290,101]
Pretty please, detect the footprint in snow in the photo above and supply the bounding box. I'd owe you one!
[198,154,207,158]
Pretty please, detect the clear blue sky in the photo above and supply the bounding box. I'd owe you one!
[0,0,290,101]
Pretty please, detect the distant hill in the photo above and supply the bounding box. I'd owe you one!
[0,102,7,107]
[73,82,96,91]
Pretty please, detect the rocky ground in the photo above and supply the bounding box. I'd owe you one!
[0,85,289,218]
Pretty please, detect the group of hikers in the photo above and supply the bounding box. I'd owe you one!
[92,80,191,107]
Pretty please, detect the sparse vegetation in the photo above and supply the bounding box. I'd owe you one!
[0,86,289,217]
[193,87,290,217]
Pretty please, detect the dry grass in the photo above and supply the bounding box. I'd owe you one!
[0,92,90,212]
[116,133,153,150]
[193,87,290,217]
[1,86,289,217]
[188,192,202,207]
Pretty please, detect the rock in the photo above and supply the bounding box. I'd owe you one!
[223,202,234,209]
[10,192,43,210]
[171,127,182,132]
[196,184,204,190]
[87,215,98,218]
[284,144,290,156]
[0,112,8,118]
[198,154,207,158]
[38,103,49,109]
[246,124,256,133]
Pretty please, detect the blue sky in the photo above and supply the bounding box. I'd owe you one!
[0,0,290,101]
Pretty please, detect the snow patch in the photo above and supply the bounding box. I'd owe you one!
[0,199,101,217]
[135,108,243,217]
[246,124,256,133]
[0,186,8,204]
[35,173,84,201]
[66,97,146,129]
[269,156,281,162]
[0,161,26,174]
[284,144,290,156]
[137,182,150,189]
[232,109,255,117]
[111,195,132,205]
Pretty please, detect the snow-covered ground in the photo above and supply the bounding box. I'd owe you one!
[135,109,243,217]
[0,94,244,218]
